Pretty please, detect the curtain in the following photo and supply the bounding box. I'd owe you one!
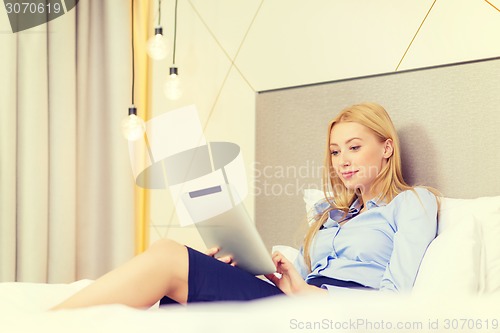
[0,1,139,283]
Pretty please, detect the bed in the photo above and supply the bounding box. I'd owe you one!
[1,57,500,332]
[1,279,499,333]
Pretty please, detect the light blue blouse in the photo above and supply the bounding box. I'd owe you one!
[294,187,438,293]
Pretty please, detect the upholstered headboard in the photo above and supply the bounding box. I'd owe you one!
[255,57,500,249]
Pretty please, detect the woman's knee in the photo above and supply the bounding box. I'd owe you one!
[147,239,189,291]
[146,239,188,266]
[148,238,183,255]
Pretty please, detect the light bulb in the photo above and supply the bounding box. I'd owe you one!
[164,66,182,100]
[122,106,146,141]
[147,27,169,60]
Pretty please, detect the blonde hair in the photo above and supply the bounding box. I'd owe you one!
[302,102,440,271]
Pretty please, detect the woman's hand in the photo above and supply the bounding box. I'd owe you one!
[205,247,236,266]
[265,251,326,295]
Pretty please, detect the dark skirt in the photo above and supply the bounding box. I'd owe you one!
[160,246,368,306]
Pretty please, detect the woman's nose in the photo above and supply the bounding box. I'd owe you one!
[338,155,351,167]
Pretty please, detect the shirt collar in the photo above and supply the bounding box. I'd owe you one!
[325,196,386,226]
[364,195,386,210]
[327,198,361,225]
[348,196,387,212]
[349,197,363,213]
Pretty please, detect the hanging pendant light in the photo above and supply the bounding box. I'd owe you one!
[122,0,146,141]
[122,106,146,141]
[164,0,182,100]
[164,65,182,100]
[147,26,169,60]
[147,1,168,60]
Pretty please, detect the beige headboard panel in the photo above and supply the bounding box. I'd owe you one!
[255,57,500,249]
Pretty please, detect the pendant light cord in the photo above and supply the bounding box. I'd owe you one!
[131,0,135,105]
[158,0,161,26]
[173,0,178,64]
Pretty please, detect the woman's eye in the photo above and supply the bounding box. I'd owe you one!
[330,150,339,156]
[350,146,361,151]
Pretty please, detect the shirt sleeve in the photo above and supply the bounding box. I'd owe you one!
[379,188,438,293]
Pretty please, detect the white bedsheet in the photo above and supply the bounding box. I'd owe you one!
[2,195,499,332]
[1,280,499,333]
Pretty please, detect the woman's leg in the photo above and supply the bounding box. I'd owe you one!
[51,239,189,310]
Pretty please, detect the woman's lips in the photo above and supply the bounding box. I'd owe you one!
[341,170,358,179]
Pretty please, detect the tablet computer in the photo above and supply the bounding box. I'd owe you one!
[181,183,276,275]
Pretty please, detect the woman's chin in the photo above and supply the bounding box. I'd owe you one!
[342,183,366,194]
[341,181,357,190]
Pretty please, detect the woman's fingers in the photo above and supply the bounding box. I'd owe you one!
[272,251,288,262]
[218,255,236,266]
[271,251,290,270]
[205,247,219,257]
[217,255,233,264]
[205,248,235,265]
[264,273,279,285]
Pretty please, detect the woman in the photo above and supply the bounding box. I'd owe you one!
[52,102,439,309]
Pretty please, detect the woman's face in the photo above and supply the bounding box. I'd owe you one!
[329,121,392,197]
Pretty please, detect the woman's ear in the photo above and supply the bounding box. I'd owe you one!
[382,139,394,158]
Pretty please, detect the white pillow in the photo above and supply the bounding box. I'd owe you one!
[303,189,326,208]
[271,245,300,264]
[437,196,500,233]
[480,211,500,293]
[438,197,500,294]
[303,189,328,222]
[413,212,481,295]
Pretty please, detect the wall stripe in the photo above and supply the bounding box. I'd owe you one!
[484,0,500,12]
[395,0,438,71]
